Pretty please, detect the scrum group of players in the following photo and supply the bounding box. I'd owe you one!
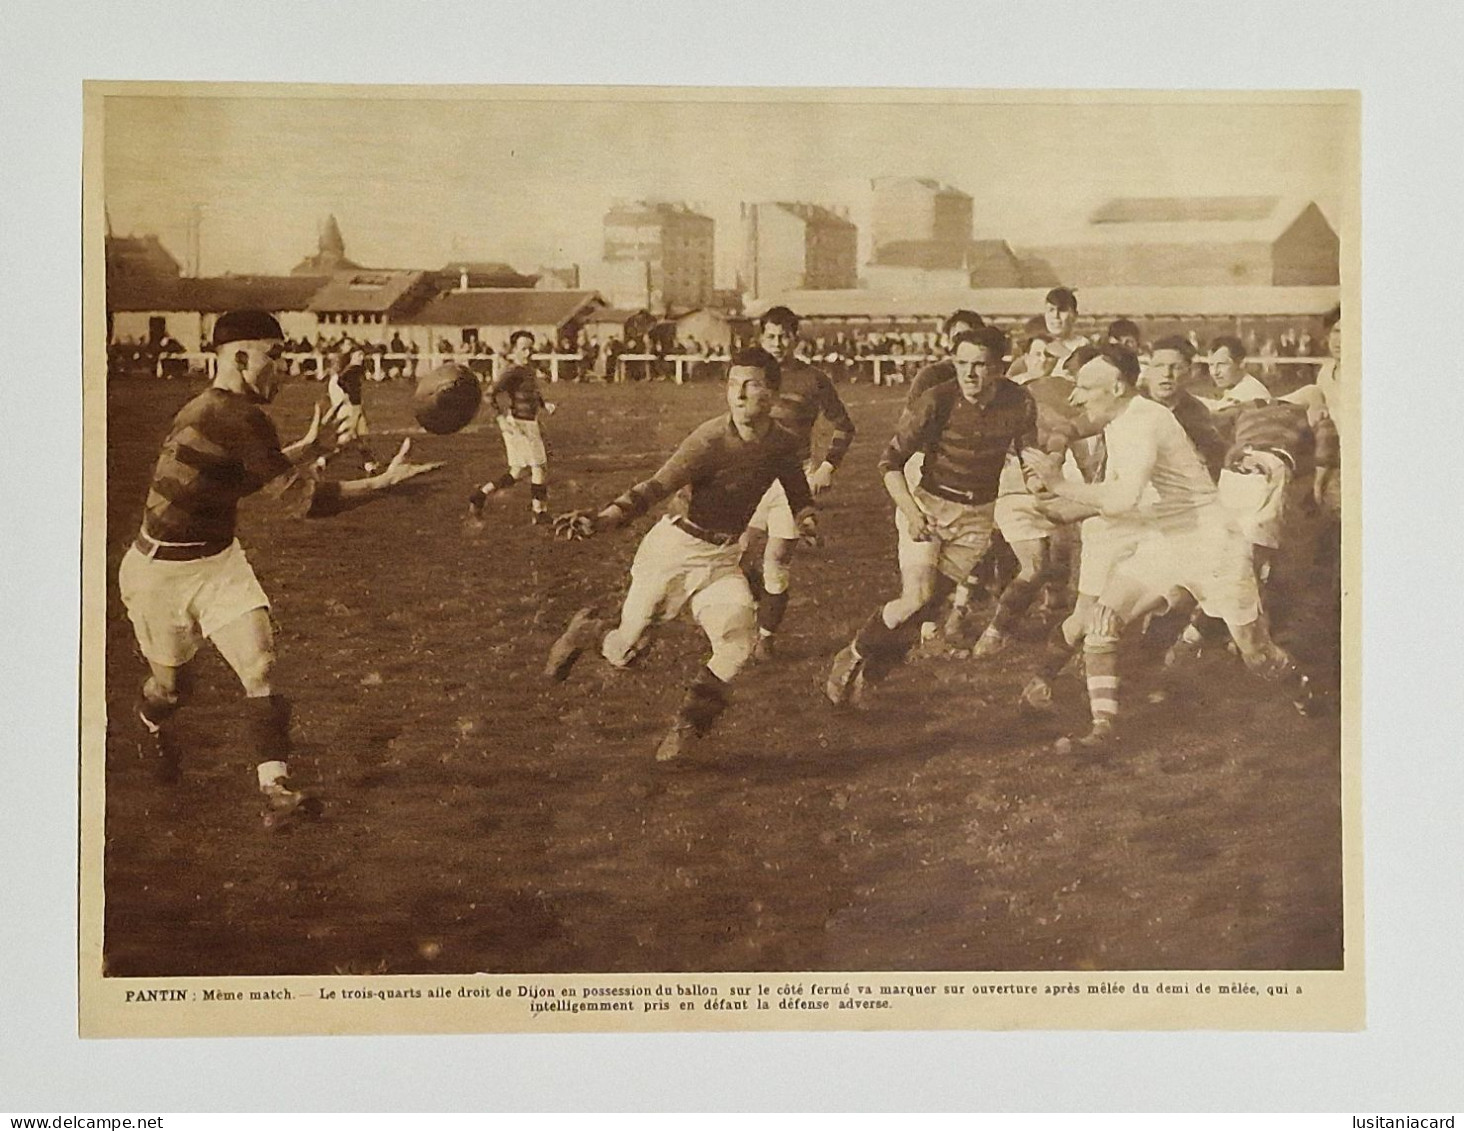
[119,291,1342,826]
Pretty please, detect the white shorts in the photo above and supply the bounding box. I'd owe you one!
[1218,452,1291,550]
[602,517,757,679]
[118,540,271,667]
[748,463,811,540]
[1076,514,1148,598]
[896,486,996,583]
[334,403,369,443]
[995,492,1058,544]
[500,416,547,469]
[1108,511,1260,627]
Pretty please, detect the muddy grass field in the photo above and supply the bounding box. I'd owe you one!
[101,373,1343,977]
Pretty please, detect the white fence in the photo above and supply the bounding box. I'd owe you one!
[125,349,1331,385]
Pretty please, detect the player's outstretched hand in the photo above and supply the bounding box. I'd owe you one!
[376,438,444,488]
[806,461,835,496]
[298,401,341,457]
[553,510,597,541]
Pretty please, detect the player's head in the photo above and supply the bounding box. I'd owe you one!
[212,310,287,402]
[1044,287,1078,337]
[758,306,801,362]
[726,347,781,426]
[1058,342,1102,380]
[941,308,984,349]
[1024,332,1056,378]
[1107,318,1141,353]
[508,330,535,363]
[1208,335,1247,391]
[1071,345,1141,425]
[951,326,1008,404]
[1142,335,1194,406]
[1322,304,1342,362]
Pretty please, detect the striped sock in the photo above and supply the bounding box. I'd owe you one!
[1083,648,1120,725]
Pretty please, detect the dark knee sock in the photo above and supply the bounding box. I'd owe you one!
[489,471,518,492]
[676,668,731,735]
[758,589,790,634]
[530,482,548,510]
[244,694,292,764]
[1038,621,1079,682]
[991,576,1041,636]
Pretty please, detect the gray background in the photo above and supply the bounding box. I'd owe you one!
[3,0,1461,1112]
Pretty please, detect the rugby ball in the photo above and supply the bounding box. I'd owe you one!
[413,363,483,435]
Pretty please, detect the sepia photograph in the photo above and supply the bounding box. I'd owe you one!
[79,83,1361,1038]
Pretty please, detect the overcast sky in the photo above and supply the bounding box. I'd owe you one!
[102,89,1352,283]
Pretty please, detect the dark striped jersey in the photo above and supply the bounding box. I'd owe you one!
[880,379,1038,504]
[141,388,296,543]
[331,364,366,406]
[770,359,856,468]
[608,416,813,538]
[905,359,956,406]
[490,364,545,421]
[1159,389,1228,481]
[1218,400,1340,475]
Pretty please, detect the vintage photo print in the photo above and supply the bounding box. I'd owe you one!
[80,83,1361,1037]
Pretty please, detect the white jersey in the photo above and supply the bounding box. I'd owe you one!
[1102,396,1219,529]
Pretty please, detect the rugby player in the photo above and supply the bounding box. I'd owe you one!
[904,309,985,405]
[742,306,855,661]
[1196,335,1273,408]
[316,349,379,474]
[118,311,441,825]
[1021,347,1295,752]
[967,336,1095,657]
[1139,336,1229,478]
[546,348,816,762]
[826,326,1037,706]
[467,329,558,525]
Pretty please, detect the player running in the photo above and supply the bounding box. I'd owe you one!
[315,349,380,475]
[118,311,441,825]
[1020,346,1297,753]
[825,326,1037,707]
[741,306,855,661]
[466,329,557,526]
[546,348,817,763]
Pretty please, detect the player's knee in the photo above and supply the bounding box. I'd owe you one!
[762,557,792,595]
[1085,604,1125,652]
[232,648,276,697]
[707,611,757,677]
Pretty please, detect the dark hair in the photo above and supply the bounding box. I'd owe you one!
[1024,315,1046,336]
[1026,332,1052,349]
[942,309,985,334]
[1151,335,1196,361]
[729,346,782,390]
[1095,345,1141,386]
[212,310,284,349]
[509,329,535,349]
[1322,304,1342,331]
[1045,287,1078,313]
[1063,344,1103,375]
[952,325,1009,360]
[1210,335,1246,361]
[1107,318,1140,342]
[758,305,800,335]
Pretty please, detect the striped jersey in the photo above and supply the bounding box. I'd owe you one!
[879,378,1038,504]
[141,388,297,544]
[490,364,545,421]
[771,359,856,468]
[905,359,956,406]
[1219,400,1339,475]
[608,415,813,538]
[1160,389,1228,480]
